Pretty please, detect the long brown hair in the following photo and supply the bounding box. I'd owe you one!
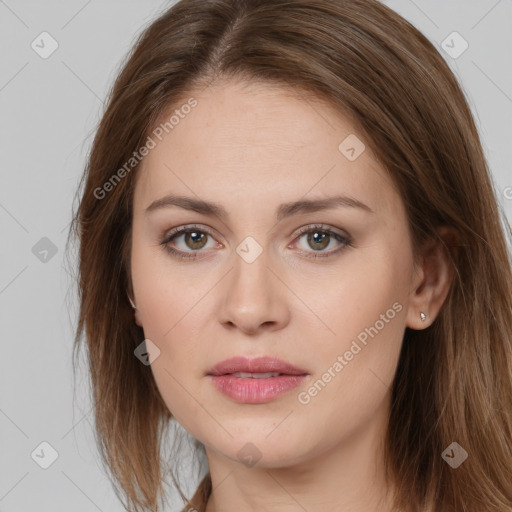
[66,0,512,510]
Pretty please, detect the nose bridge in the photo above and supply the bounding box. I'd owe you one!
[218,234,288,332]
[231,234,273,300]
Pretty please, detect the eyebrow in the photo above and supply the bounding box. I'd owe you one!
[145,193,374,221]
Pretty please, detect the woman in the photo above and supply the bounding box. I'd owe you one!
[67,0,512,510]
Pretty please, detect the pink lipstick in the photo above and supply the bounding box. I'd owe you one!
[207,356,308,404]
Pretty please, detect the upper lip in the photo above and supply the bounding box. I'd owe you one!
[207,356,309,376]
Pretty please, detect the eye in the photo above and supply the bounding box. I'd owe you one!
[291,224,352,259]
[160,223,352,260]
[160,224,219,260]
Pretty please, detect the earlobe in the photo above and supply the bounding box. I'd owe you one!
[128,296,137,309]
[128,295,143,327]
[405,226,458,330]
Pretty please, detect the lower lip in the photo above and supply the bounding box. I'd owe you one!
[209,374,307,404]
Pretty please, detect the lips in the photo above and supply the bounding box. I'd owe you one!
[207,356,308,377]
[207,356,309,404]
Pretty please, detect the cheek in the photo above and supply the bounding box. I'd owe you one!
[130,235,208,336]
[292,284,406,451]
[130,249,215,425]
[148,315,217,443]
[294,240,409,348]
[296,243,409,405]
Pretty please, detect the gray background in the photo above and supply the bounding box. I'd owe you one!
[1,1,511,511]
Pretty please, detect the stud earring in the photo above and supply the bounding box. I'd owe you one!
[420,312,426,322]
[128,296,137,310]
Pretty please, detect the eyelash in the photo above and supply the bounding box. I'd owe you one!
[159,223,352,261]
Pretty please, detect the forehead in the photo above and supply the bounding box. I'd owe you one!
[133,79,399,222]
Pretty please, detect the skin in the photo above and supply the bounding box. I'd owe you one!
[129,78,454,512]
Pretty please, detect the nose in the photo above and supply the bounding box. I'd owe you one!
[217,244,291,335]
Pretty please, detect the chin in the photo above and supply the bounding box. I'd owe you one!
[202,427,316,469]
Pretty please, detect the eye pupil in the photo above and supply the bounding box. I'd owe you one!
[185,231,207,249]
[308,231,329,250]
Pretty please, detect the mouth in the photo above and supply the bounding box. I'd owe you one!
[207,355,309,377]
[227,371,285,378]
[207,356,309,404]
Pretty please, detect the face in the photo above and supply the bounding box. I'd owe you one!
[130,78,418,468]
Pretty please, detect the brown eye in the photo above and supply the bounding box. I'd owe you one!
[305,230,331,251]
[160,225,217,260]
[182,230,208,250]
[293,224,352,259]
[161,223,351,261]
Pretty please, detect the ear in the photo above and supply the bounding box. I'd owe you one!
[406,226,458,330]
[128,294,144,327]
[134,308,143,328]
